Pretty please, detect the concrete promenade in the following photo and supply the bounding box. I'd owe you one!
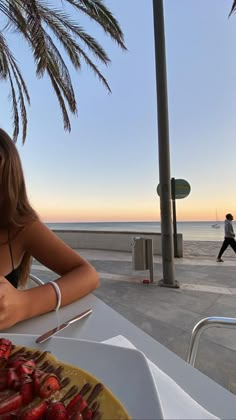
[31,241,236,395]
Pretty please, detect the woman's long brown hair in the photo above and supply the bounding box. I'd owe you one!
[0,128,39,286]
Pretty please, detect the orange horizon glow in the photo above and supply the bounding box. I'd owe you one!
[38,204,233,223]
[34,193,235,223]
[41,213,225,223]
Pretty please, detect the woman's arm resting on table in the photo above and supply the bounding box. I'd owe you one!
[0,220,99,329]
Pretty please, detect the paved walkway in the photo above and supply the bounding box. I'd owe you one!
[31,245,236,395]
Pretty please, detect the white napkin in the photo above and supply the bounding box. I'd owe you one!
[103,335,219,420]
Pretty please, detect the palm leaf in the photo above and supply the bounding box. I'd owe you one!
[8,70,19,142]
[229,1,236,16]
[0,30,29,142]
[47,68,71,131]
[63,0,126,49]
[38,5,111,91]
[9,60,28,142]
[38,5,111,65]
[44,33,77,113]
[5,0,28,35]
[0,0,126,142]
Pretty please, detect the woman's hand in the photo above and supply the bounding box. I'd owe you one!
[0,276,25,329]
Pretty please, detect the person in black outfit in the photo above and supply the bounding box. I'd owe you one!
[217,213,236,262]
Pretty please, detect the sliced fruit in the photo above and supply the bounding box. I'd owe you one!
[0,392,22,415]
[38,373,61,398]
[45,401,68,419]
[19,400,49,420]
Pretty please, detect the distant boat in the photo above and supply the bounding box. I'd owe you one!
[211,210,220,229]
[211,223,220,229]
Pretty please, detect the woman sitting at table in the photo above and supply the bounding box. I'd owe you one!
[0,128,99,330]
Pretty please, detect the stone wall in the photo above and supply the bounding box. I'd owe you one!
[52,230,183,257]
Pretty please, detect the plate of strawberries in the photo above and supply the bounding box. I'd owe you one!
[0,334,163,420]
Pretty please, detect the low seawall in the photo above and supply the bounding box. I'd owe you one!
[52,229,183,257]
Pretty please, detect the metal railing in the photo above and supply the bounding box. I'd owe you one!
[187,316,236,366]
[29,273,45,286]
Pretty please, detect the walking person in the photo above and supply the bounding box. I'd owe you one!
[217,213,236,262]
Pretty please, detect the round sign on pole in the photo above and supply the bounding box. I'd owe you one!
[174,179,191,199]
[156,184,161,197]
[157,179,191,200]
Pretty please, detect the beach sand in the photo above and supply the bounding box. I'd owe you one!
[184,240,236,260]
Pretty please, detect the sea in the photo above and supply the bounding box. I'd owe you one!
[46,221,225,242]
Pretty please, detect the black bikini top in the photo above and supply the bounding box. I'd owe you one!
[5,232,20,289]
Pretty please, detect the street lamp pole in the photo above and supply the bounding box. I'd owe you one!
[152,0,179,288]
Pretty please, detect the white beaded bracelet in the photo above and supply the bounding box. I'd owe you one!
[48,281,61,311]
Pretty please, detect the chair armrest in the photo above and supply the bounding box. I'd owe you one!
[28,273,45,286]
[187,316,236,366]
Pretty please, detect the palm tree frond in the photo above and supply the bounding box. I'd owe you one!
[229,1,236,16]
[47,68,72,131]
[76,44,111,92]
[23,0,48,74]
[4,0,28,35]
[0,0,126,141]
[8,70,19,142]
[0,31,29,142]
[44,33,77,113]
[9,61,28,143]
[0,46,8,79]
[8,56,30,103]
[64,0,126,49]
[37,6,82,69]
[37,3,111,65]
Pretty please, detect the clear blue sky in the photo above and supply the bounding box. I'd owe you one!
[1,0,236,222]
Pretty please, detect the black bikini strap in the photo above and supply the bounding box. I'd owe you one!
[8,228,15,270]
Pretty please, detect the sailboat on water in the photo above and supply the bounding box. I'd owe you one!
[211,210,220,229]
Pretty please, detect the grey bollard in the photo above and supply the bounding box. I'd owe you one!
[131,237,153,273]
[132,237,147,270]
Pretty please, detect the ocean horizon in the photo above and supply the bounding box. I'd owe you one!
[46,221,225,242]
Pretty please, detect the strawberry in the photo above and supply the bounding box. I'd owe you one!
[66,394,88,419]
[19,400,49,420]
[7,369,20,390]
[83,408,93,420]
[38,373,61,398]
[45,401,68,419]
[0,390,15,403]
[18,360,36,376]
[0,369,9,391]
[0,339,13,361]
[32,370,42,395]
[68,412,83,420]
[0,411,20,419]
[66,394,82,416]
[0,392,22,415]
[7,357,27,370]
[20,376,34,405]
[77,399,87,413]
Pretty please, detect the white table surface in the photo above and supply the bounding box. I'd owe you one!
[4,293,236,418]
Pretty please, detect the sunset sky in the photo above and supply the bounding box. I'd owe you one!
[1,0,236,223]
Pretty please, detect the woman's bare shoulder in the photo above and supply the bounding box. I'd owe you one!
[21,219,65,249]
[8,221,37,243]
[21,219,87,276]
[18,219,46,241]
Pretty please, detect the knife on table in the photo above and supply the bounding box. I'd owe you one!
[36,309,93,344]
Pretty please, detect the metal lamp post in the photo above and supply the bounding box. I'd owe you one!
[152,0,179,288]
